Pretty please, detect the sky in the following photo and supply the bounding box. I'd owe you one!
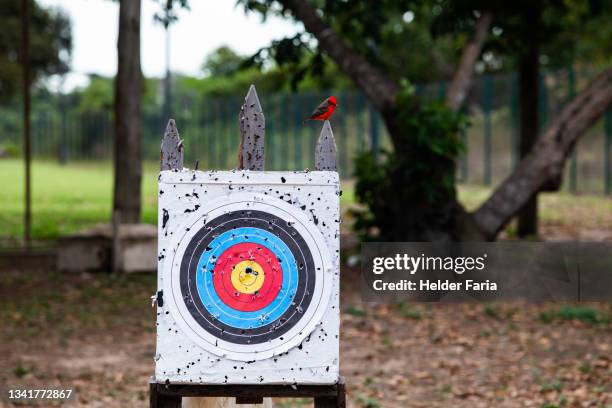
[37,0,300,90]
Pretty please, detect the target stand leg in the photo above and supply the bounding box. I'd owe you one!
[314,378,346,408]
[150,381,181,408]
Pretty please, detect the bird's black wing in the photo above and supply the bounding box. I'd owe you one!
[307,98,330,119]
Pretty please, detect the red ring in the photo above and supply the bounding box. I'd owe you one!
[212,242,283,311]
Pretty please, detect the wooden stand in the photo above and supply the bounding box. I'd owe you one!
[149,377,346,408]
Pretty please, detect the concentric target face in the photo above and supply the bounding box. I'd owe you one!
[164,193,333,361]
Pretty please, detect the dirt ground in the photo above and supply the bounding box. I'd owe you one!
[0,264,610,408]
[1,195,612,408]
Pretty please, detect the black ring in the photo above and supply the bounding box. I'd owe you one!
[179,210,316,345]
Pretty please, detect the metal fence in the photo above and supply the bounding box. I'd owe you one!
[1,66,611,194]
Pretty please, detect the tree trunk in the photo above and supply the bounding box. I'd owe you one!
[474,68,612,240]
[516,3,541,238]
[445,12,493,111]
[113,0,143,224]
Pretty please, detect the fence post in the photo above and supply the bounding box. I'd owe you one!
[222,98,231,168]
[210,98,218,169]
[192,95,200,162]
[237,85,265,170]
[459,119,468,182]
[369,103,379,161]
[58,92,67,164]
[293,94,302,169]
[281,94,289,169]
[315,120,337,171]
[483,75,492,185]
[266,95,277,170]
[510,71,519,169]
[567,67,577,193]
[338,92,348,175]
[357,92,366,148]
[605,110,612,195]
[437,80,446,101]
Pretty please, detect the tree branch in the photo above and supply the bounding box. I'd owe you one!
[473,68,612,240]
[281,0,399,112]
[445,12,493,112]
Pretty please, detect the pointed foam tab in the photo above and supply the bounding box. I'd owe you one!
[238,85,266,170]
[160,118,184,171]
[315,120,337,171]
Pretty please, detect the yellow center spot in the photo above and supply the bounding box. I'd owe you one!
[231,260,265,294]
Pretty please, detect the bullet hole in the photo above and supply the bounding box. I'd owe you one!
[184,204,200,213]
[162,209,169,228]
[310,211,319,225]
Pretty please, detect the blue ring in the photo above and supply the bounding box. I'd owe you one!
[195,227,299,329]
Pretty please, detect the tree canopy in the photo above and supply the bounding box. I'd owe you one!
[237,0,612,85]
[202,46,246,77]
[0,0,71,103]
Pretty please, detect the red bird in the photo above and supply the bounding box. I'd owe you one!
[304,96,337,122]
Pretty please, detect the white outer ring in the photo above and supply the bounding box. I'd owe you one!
[163,192,333,361]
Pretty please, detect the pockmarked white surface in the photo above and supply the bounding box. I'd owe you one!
[155,170,340,385]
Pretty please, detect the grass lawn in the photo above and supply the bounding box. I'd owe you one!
[0,159,357,246]
[0,159,159,246]
[2,158,612,246]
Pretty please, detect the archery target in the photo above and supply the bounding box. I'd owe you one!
[164,193,333,361]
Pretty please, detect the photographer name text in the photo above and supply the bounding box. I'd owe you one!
[370,253,498,292]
